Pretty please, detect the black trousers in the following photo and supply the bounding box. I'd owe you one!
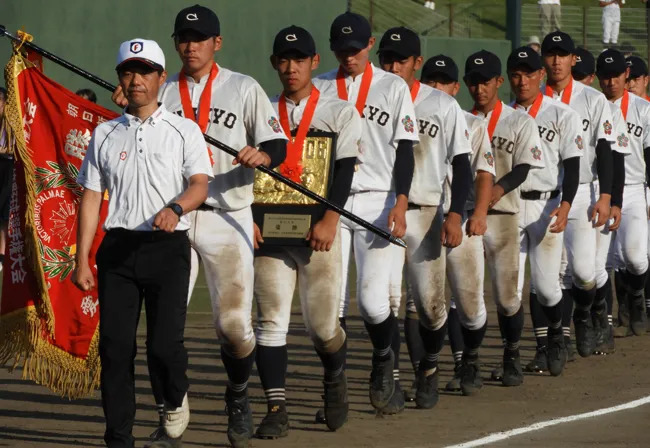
[97,229,190,448]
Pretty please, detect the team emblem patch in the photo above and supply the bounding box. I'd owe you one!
[465,129,470,140]
[268,117,282,134]
[120,150,127,160]
[130,41,143,54]
[402,115,415,133]
[617,133,629,148]
[531,146,542,161]
[603,120,612,135]
[574,135,584,150]
[483,151,494,167]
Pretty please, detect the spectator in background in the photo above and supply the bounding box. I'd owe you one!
[600,0,622,48]
[527,36,542,55]
[626,55,650,100]
[76,88,97,103]
[0,87,12,273]
[539,0,561,36]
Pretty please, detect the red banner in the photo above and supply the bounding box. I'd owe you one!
[0,52,118,398]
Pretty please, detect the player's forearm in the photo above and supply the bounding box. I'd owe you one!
[496,163,530,195]
[259,138,287,169]
[612,151,626,208]
[394,140,414,197]
[473,171,493,216]
[561,156,580,206]
[596,138,613,195]
[175,174,210,214]
[449,154,472,215]
[75,189,103,267]
[328,157,356,208]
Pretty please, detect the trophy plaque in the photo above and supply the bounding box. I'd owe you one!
[252,130,337,246]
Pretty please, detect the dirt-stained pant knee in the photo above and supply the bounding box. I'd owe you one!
[484,213,521,317]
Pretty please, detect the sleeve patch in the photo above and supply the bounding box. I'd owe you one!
[575,135,584,150]
[483,151,495,167]
[531,146,542,161]
[603,120,612,135]
[401,115,415,133]
[268,117,282,134]
[617,133,629,148]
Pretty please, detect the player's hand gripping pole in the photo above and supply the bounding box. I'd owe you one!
[0,26,406,248]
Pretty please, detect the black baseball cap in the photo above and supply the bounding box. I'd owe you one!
[172,4,220,37]
[572,47,595,78]
[464,50,501,83]
[377,27,420,58]
[329,12,371,51]
[596,48,627,78]
[273,25,316,57]
[507,46,542,72]
[626,55,649,79]
[421,55,458,82]
[541,31,575,55]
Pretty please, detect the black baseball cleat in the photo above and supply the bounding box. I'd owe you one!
[592,306,613,355]
[445,362,462,392]
[546,327,568,377]
[322,372,349,431]
[501,349,523,387]
[369,350,395,410]
[459,358,482,396]
[225,389,254,448]
[573,310,595,357]
[255,407,289,439]
[628,294,647,336]
[414,369,439,409]
[145,414,182,448]
[524,346,548,373]
[379,380,405,415]
[403,379,417,402]
[490,363,504,382]
[565,336,576,362]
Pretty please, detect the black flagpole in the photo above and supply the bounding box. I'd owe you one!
[0,26,406,248]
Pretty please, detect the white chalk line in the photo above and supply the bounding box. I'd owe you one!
[435,394,650,448]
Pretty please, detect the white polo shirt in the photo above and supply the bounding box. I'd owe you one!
[314,63,420,193]
[78,105,213,231]
[159,65,287,211]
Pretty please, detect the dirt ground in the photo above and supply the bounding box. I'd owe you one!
[2,290,650,448]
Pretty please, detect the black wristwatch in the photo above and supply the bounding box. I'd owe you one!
[166,202,183,218]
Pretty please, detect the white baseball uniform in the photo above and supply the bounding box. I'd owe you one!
[515,95,583,308]
[602,1,621,45]
[254,92,362,353]
[159,65,287,358]
[314,63,419,325]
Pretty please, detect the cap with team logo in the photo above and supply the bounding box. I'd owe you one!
[116,38,165,71]
[541,31,575,55]
[329,12,371,51]
[273,25,316,57]
[596,48,627,78]
[172,4,220,37]
[464,50,501,83]
[626,55,649,79]
[421,55,458,82]
[507,46,542,72]
[572,47,595,78]
[377,27,420,58]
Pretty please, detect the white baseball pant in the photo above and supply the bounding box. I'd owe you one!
[389,249,405,317]
[484,213,521,316]
[602,7,621,44]
[613,184,649,275]
[187,207,255,358]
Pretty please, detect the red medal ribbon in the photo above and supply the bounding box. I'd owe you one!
[472,100,503,140]
[545,77,573,105]
[516,92,544,119]
[179,62,218,165]
[645,95,650,102]
[410,80,421,103]
[278,86,320,182]
[620,90,630,121]
[336,62,372,116]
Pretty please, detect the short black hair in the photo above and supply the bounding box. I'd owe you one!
[0,87,6,101]
[76,88,97,103]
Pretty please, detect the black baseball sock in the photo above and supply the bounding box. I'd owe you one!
[447,307,465,364]
[404,315,425,372]
[615,269,628,307]
[605,277,614,326]
[627,271,647,294]
[256,345,287,412]
[573,285,596,312]
[391,314,401,383]
[365,313,396,361]
[418,321,447,372]
[317,339,347,382]
[461,322,487,361]
[541,302,562,330]
[529,292,548,348]
[222,346,255,398]
[562,289,574,340]
[498,305,524,353]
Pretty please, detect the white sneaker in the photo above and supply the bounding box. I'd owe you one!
[163,393,189,439]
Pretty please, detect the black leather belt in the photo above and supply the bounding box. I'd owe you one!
[407,203,421,210]
[197,203,215,211]
[520,190,560,201]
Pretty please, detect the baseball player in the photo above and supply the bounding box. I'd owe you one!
[600,0,622,47]
[463,50,545,386]
[571,47,627,354]
[527,32,619,367]
[251,26,361,437]
[508,47,583,379]
[625,56,650,101]
[113,6,288,448]
[378,28,495,405]
[417,54,496,392]
[314,12,419,414]
[597,49,650,337]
